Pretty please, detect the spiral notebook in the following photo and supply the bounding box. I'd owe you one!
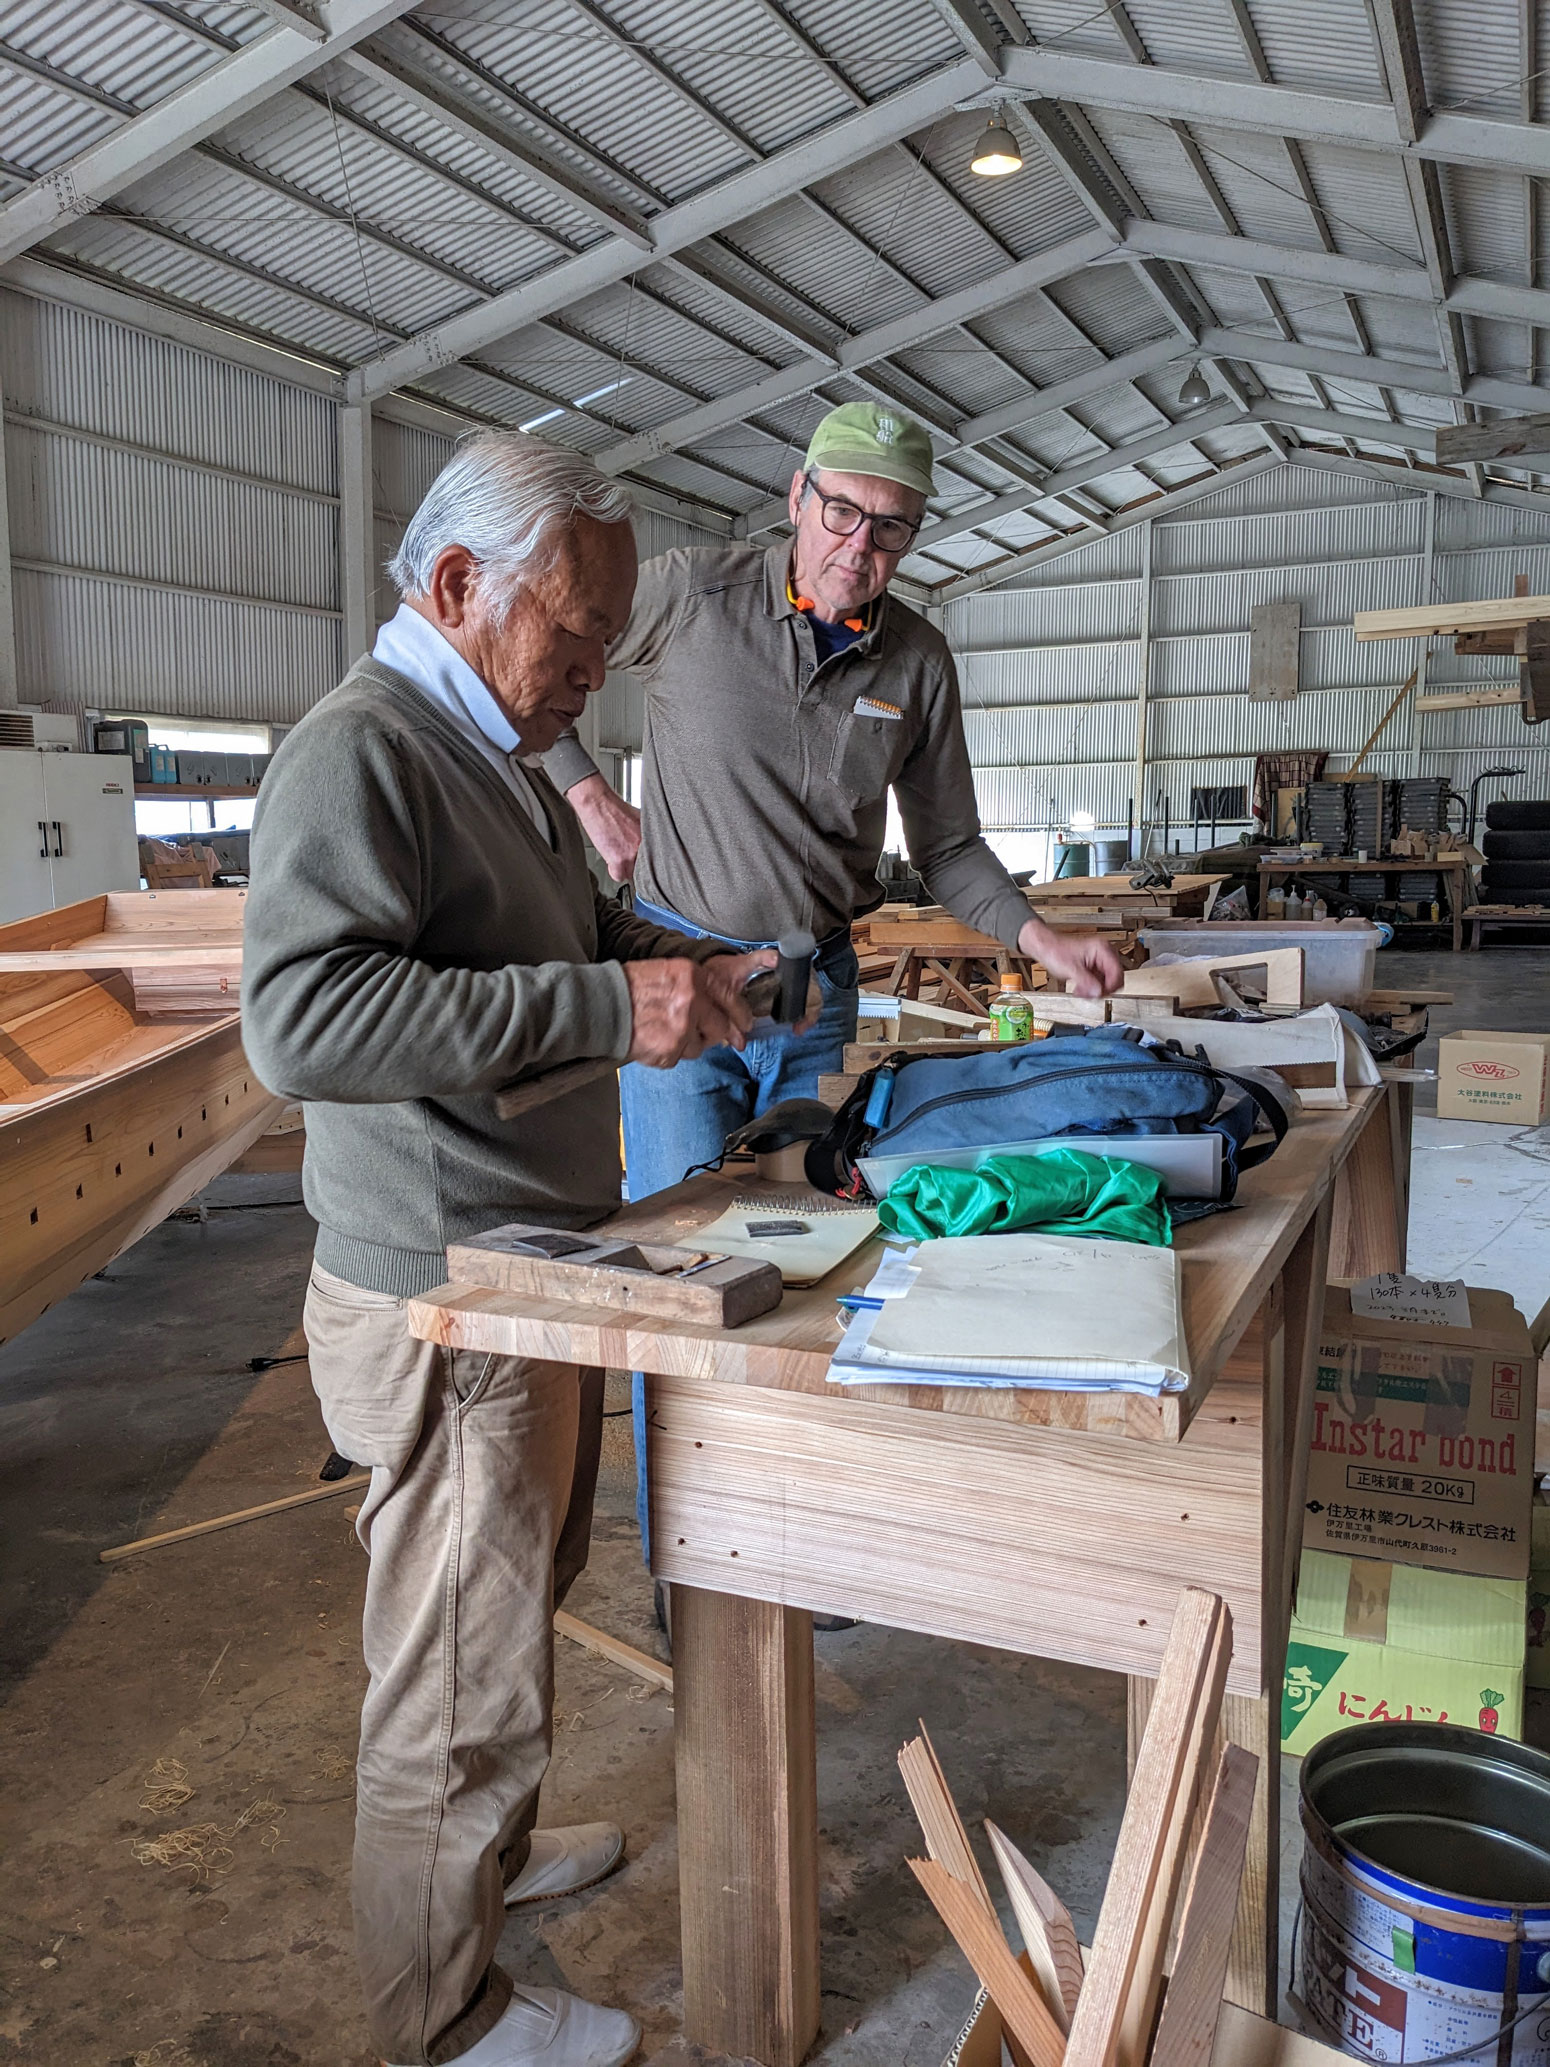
[676,1196,879,1286]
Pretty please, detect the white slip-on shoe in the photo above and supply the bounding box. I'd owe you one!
[504,1823,625,1907]
[386,1983,640,2067]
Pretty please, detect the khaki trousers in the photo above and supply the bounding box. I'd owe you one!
[304,1264,605,2066]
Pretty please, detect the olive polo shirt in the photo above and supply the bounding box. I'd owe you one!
[543,541,1032,950]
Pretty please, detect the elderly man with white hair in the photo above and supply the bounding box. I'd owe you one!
[244,433,772,2067]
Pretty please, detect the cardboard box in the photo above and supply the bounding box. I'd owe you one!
[1282,1549,1524,1757]
[1527,1496,1550,1691]
[1436,1029,1550,1125]
[1305,1284,1535,1580]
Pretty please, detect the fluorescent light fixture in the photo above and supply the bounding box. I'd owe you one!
[971,116,1023,177]
[519,375,634,432]
[573,376,632,406]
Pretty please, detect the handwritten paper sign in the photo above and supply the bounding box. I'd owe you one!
[1351,1273,1472,1330]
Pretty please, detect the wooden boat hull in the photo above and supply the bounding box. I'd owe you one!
[0,947,283,1349]
[0,887,246,1014]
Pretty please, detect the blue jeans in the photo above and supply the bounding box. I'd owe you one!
[619,962,860,1197]
[621,901,859,1559]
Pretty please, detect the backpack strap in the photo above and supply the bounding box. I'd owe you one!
[1185,1059,1292,1166]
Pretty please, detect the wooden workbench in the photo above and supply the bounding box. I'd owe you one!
[410,1088,1403,2067]
[1255,856,1471,950]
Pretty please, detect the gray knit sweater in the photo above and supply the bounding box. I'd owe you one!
[243,658,718,1297]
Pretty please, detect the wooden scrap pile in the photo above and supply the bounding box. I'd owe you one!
[855,879,1227,1011]
[903,1588,1256,2067]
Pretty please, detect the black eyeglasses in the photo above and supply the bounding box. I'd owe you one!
[802,476,922,555]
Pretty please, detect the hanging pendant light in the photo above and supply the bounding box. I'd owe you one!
[971,113,1023,177]
[1178,364,1211,408]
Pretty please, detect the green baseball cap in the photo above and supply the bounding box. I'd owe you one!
[803,402,934,498]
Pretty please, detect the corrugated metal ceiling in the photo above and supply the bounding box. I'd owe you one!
[2,0,1549,591]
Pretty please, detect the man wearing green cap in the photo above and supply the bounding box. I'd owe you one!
[543,400,1123,1202]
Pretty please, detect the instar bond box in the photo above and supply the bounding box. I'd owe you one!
[1303,1284,1536,1582]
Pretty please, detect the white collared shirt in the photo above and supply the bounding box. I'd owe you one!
[372,602,553,845]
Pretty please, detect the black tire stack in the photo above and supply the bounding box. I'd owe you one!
[1482,801,1550,903]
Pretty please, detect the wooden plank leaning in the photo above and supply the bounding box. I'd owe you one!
[986,1821,1085,2033]
[1062,1586,1232,2067]
[899,1726,1065,2067]
[908,1860,1068,2067]
[1149,1744,1261,2067]
[899,1725,996,1914]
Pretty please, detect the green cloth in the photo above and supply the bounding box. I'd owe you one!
[877,1150,1172,1246]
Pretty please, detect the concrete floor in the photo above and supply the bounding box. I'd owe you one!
[2,943,1547,2067]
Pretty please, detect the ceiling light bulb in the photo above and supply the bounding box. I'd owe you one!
[971,119,1023,177]
[1179,365,1211,408]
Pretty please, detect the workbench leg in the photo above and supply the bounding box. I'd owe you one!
[1450,874,1463,953]
[1328,1086,1404,1279]
[1242,1198,1332,2018]
[672,1585,820,2067]
[1390,1076,1413,1271]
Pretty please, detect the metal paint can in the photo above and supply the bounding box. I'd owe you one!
[1299,1723,1550,2067]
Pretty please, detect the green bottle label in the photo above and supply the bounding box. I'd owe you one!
[991,997,1033,1042]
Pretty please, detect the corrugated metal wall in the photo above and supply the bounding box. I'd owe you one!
[7,274,1549,829]
[946,464,1550,837]
[2,285,345,726]
[0,284,721,732]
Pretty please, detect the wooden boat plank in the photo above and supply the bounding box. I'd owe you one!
[0,889,277,1347]
[0,941,244,971]
[0,1012,281,1346]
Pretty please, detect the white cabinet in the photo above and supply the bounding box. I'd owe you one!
[39,751,139,906]
[0,752,54,923]
[0,750,139,923]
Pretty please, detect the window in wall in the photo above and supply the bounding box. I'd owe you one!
[112,716,271,755]
[134,797,257,837]
[599,750,642,805]
[135,800,207,838]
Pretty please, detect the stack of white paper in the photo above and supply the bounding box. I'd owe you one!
[828,1232,1190,1395]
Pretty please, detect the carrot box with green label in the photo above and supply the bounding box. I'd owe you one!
[1282,1548,1525,1758]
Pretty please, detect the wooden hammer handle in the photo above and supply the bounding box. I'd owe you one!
[493,1055,618,1121]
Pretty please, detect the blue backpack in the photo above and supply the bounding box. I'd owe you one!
[806,1023,1291,1209]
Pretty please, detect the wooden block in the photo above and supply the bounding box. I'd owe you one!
[909,1857,1067,2067]
[985,1821,1084,2031]
[447,1222,783,1327]
[1063,1588,1230,2067]
[1122,951,1303,1011]
[1248,602,1299,703]
[1150,1745,1260,2067]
